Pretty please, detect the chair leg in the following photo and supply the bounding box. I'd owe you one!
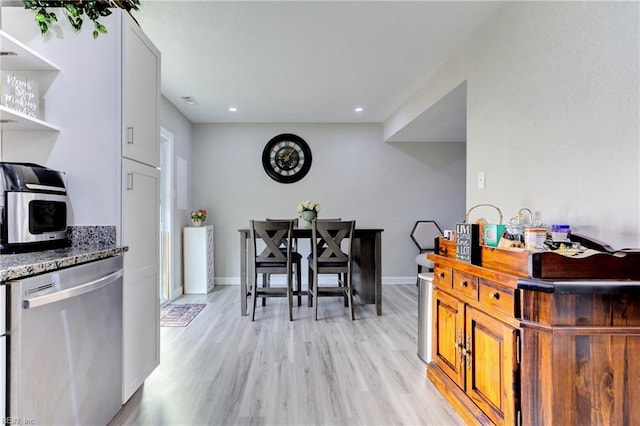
[287,272,293,321]
[342,273,348,307]
[262,273,269,306]
[313,270,319,321]
[251,275,258,321]
[348,278,354,321]
[308,265,314,307]
[296,260,302,307]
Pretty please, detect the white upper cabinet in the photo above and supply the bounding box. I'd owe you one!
[122,20,161,168]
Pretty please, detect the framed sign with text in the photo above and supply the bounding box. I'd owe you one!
[456,223,481,265]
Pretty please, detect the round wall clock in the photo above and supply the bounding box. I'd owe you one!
[262,133,312,183]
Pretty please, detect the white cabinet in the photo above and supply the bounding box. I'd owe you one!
[122,158,160,402]
[183,226,215,294]
[119,13,161,404]
[122,20,160,168]
[2,9,161,404]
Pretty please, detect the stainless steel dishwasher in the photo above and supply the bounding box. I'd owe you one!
[9,256,123,425]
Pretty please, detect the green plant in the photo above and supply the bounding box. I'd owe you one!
[191,209,207,222]
[22,0,140,39]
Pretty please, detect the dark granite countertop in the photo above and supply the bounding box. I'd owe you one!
[0,225,128,282]
[0,244,128,282]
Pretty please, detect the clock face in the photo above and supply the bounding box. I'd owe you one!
[262,133,312,183]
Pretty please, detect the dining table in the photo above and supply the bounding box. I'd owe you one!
[238,226,383,316]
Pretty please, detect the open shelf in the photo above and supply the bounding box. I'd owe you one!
[0,30,60,71]
[0,105,60,131]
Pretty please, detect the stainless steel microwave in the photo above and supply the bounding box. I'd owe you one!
[0,162,70,253]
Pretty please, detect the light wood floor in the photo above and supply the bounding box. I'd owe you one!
[109,284,465,426]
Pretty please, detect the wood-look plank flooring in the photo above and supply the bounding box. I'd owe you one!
[109,284,464,426]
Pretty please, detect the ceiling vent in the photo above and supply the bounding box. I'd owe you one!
[181,96,198,105]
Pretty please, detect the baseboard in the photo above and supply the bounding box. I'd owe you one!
[213,276,417,286]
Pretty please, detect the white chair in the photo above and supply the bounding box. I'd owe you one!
[410,220,443,284]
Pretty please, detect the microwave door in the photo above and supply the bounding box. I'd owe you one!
[5,192,68,244]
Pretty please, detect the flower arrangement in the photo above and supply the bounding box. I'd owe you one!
[297,200,321,214]
[191,209,207,222]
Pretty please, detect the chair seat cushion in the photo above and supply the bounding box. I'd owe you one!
[415,253,434,268]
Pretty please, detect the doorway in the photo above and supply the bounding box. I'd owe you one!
[160,127,174,303]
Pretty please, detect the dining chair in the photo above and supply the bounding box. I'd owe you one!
[249,220,295,321]
[266,218,303,306]
[410,220,443,285]
[308,218,342,307]
[308,220,356,320]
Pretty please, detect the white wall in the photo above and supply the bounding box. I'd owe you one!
[192,123,466,284]
[387,1,640,249]
[160,96,193,298]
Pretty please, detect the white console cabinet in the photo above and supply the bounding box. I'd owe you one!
[183,226,214,294]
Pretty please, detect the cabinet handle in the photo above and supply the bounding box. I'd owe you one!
[126,172,134,190]
[440,247,447,254]
[491,292,501,300]
[438,272,445,279]
[127,126,134,144]
[465,333,472,370]
[456,330,465,363]
[461,281,468,288]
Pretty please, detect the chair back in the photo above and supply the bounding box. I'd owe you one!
[250,220,294,270]
[311,220,355,272]
[266,218,299,250]
[410,220,443,252]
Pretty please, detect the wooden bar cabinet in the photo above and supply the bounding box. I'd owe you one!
[427,238,640,425]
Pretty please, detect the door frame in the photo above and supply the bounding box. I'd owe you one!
[160,127,174,302]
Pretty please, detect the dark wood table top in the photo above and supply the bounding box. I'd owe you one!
[239,227,384,234]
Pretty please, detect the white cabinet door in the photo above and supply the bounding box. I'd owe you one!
[122,158,160,403]
[122,15,161,168]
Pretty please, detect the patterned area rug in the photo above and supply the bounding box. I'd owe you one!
[160,303,207,327]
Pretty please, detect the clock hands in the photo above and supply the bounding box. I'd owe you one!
[276,147,298,169]
[283,148,294,163]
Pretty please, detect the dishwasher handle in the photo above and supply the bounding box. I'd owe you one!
[23,269,123,310]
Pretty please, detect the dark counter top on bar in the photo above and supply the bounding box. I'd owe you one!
[0,244,128,282]
[517,277,640,294]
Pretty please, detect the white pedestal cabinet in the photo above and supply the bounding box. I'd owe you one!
[183,226,215,294]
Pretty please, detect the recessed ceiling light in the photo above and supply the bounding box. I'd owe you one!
[181,96,198,105]
[229,107,238,112]
[354,107,364,112]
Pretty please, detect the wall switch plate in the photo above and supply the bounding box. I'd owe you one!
[478,171,486,189]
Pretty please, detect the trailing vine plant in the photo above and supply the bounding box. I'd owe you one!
[22,0,141,39]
